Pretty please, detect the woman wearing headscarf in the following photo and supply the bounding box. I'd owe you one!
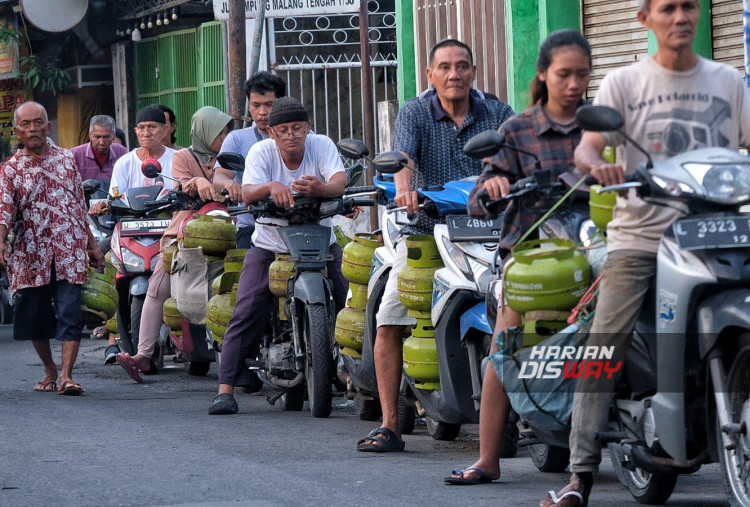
[115,106,233,382]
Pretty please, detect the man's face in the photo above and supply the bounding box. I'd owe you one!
[269,121,310,154]
[248,91,279,133]
[90,125,115,155]
[425,45,476,102]
[639,0,699,51]
[134,121,165,149]
[14,104,50,151]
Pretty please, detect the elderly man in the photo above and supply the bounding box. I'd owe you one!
[0,101,103,395]
[356,39,514,453]
[208,97,349,415]
[214,71,287,248]
[71,115,128,183]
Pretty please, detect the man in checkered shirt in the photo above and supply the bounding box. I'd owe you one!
[357,39,514,453]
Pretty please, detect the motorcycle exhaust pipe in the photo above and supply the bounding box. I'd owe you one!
[622,443,706,475]
[268,371,304,388]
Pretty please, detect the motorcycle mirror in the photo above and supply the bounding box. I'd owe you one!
[575,105,624,132]
[141,158,162,179]
[346,163,365,187]
[373,151,409,175]
[82,179,101,193]
[217,152,246,172]
[337,138,369,160]
[463,130,505,159]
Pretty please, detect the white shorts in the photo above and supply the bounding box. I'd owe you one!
[375,240,417,328]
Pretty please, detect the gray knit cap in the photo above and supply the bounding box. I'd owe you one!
[268,97,309,127]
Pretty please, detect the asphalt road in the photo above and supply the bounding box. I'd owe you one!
[0,326,730,506]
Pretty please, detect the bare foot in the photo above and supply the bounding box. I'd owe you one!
[540,473,591,507]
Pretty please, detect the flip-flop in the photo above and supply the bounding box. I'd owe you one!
[115,352,144,383]
[33,379,57,392]
[545,489,585,507]
[57,380,84,396]
[357,427,405,453]
[444,467,497,485]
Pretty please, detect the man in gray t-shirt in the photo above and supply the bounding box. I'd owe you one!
[541,1,750,505]
[214,71,286,248]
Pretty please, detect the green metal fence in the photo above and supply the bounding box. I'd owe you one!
[135,22,225,148]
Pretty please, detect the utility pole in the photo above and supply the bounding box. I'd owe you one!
[360,3,378,231]
[227,0,246,130]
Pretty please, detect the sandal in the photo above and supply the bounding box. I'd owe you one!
[357,427,405,453]
[540,473,593,507]
[33,379,57,392]
[104,344,120,365]
[57,380,84,396]
[444,467,497,485]
[115,352,144,383]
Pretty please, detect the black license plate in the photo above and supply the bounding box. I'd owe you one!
[447,215,502,242]
[672,217,750,250]
[120,219,171,236]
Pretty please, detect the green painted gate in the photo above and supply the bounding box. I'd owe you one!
[135,21,225,148]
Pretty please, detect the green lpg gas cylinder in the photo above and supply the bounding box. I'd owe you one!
[183,215,237,256]
[105,314,118,334]
[162,297,182,331]
[212,272,240,296]
[402,310,439,390]
[334,306,365,356]
[81,269,119,324]
[269,254,295,297]
[230,283,239,307]
[347,283,368,311]
[342,233,382,285]
[224,249,248,273]
[397,235,443,312]
[206,293,234,343]
[504,239,591,314]
[589,185,617,232]
[162,242,178,274]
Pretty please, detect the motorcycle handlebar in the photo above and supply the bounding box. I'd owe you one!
[345,186,377,194]
[349,197,375,207]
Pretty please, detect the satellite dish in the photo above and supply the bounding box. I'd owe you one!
[21,0,88,32]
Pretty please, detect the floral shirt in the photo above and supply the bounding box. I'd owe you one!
[0,145,89,293]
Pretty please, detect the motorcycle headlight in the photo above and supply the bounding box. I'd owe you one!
[476,268,497,295]
[121,247,145,272]
[651,174,696,198]
[684,162,750,204]
[385,216,400,247]
[441,235,473,281]
[432,273,451,307]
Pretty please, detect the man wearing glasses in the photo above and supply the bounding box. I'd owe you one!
[208,97,349,415]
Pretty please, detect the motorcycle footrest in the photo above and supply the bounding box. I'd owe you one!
[595,431,629,444]
[244,359,264,370]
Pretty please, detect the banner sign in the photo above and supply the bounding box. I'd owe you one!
[0,77,33,159]
[0,12,19,80]
[213,0,361,20]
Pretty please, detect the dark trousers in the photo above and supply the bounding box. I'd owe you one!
[14,268,83,342]
[218,243,348,387]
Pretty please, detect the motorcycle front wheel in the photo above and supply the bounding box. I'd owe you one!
[608,442,677,504]
[529,444,569,472]
[304,303,333,418]
[426,416,461,441]
[717,345,750,506]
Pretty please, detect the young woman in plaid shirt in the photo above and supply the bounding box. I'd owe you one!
[446,30,592,487]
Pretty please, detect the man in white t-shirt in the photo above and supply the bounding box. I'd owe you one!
[208,97,349,415]
[541,1,750,505]
[89,105,176,216]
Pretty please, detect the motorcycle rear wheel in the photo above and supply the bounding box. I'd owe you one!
[279,384,305,411]
[717,345,750,506]
[529,444,569,472]
[356,398,382,421]
[397,394,416,435]
[608,442,677,504]
[117,295,144,356]
[304,303,333,418]
[426,416,461,441]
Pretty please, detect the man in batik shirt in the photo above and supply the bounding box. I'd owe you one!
[0,101,103,396]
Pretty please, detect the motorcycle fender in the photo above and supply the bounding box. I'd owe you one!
[459,301,492,341]
[292,272,329,305]
[696,288,750,359]
[129,276,150,296]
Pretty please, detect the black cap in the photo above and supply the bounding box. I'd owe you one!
[268,97,309,127]
[135,105,167,125]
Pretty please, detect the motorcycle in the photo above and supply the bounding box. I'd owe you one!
[217,151,375,418]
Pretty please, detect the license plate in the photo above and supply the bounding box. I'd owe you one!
[120,219,171,236]
[447,215,502,242]
[672,216,750,250]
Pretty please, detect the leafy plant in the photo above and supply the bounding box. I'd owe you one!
[0,25,71,95]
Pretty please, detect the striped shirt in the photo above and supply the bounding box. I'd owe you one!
[393,88,514,234]
[467,103,582,251]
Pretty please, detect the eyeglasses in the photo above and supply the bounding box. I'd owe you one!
[135,123,164,133]
[271,125,307,139]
